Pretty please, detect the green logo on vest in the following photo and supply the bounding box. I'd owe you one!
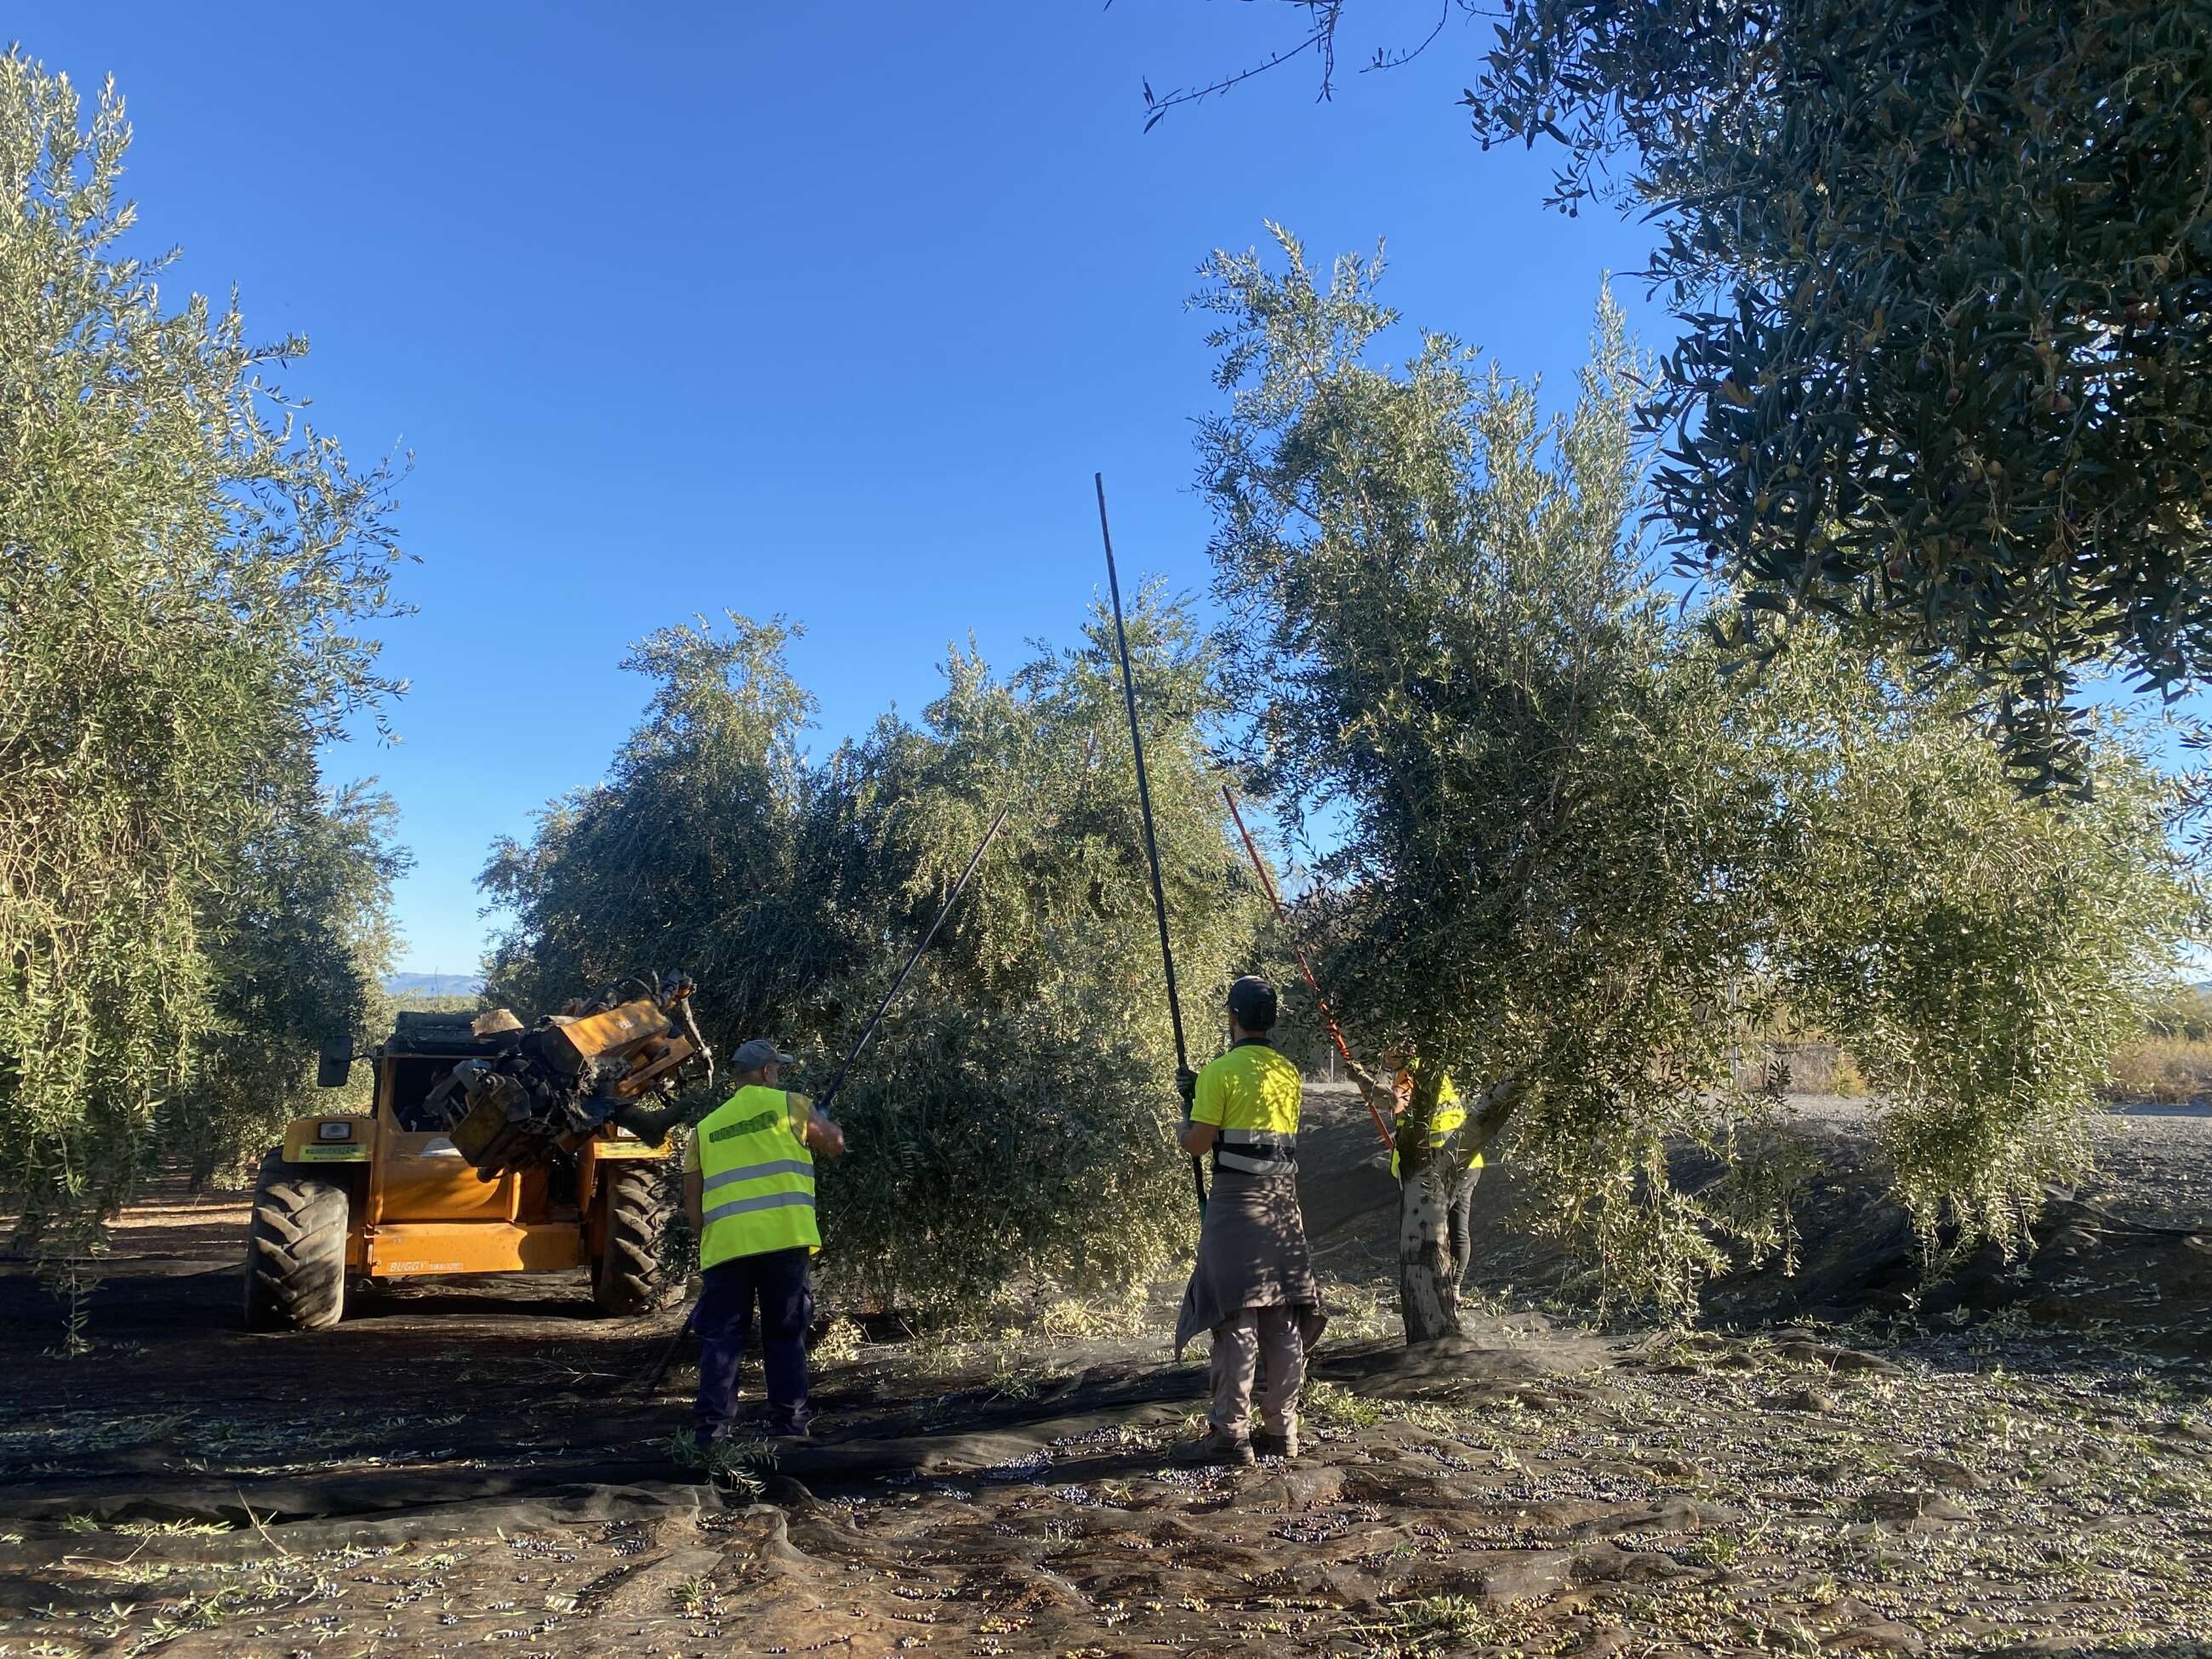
[708,1107,781,1143]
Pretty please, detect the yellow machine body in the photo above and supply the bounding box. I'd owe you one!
[247,1001,688,1330]
[276,1028,670,1283]
[540,1000,670,1069]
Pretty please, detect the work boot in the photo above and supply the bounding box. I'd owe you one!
[1170,1427,1256,1468]
[1251,1425,1302,1461]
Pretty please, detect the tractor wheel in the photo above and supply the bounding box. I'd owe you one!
[593,1165,676,1317]
[242,1151,349,1331]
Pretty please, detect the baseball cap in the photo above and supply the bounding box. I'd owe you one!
[1226,976,1279,1031]
[732,1038,796,1071]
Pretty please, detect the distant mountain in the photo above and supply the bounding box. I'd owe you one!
[383,972,484,998]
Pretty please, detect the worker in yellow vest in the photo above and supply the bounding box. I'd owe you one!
[1169,977,1326,1467]
[683,1038,847,1441]
[1352,1047,1484,1297]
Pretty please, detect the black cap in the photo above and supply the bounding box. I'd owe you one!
[1226,975,1279,1031]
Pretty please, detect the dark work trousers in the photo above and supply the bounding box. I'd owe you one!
[1446,1168,1481,1297]
[692,1246,814,1437]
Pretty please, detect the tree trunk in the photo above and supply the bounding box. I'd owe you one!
[1396,1157,1459,1343]
[1396,1072,1523,1347]
[1394,1064,1455,1342]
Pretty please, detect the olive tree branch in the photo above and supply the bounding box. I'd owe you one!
[1131,0,1487,130]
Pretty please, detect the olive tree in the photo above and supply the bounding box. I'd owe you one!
[0,53,408,1302]
[1468,0,2212,788]
[183,783,407,1188]
[1750,639,2198,1254]
[1196,226,2198,1336]
[482,596,1273,1320]
[817,595,1274,1316]
[1197,229,1787,1336]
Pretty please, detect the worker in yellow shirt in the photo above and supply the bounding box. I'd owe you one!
[682,1039,847,1442]
[1352,1047,1485,1297]
[1169,977,1326,1467]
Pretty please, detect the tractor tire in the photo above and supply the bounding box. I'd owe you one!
[242,1151,349,1331]
[593,1165,676,1317]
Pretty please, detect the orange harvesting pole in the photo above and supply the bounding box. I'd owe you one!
[1221,784,1395,1153]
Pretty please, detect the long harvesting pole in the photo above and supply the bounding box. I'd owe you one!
[1221,784,1396,1152]
[1094,472,1206,1214]
[812,802,1011,1117]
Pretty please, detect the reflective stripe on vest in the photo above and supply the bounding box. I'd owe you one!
[1213,1126,1298,1178]
[696,1086,818,1266]
[703,1159,815,1191]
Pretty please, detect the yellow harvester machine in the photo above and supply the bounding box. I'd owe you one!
[242,975,709,1330]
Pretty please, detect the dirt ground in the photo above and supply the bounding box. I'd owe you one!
[3,1089,2209,1658]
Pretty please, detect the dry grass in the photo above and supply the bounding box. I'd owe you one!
[2107,1035,2212,1103]
[1753,1026,2212,1105]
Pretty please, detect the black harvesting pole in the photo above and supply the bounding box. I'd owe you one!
[812,802,1011,1118]
[1094,472,1206,1215]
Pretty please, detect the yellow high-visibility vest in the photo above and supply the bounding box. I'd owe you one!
[691,1085,818,1267]
[1391,1066,1484,1179]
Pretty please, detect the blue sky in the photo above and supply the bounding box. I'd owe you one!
[29,3,1673,973]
